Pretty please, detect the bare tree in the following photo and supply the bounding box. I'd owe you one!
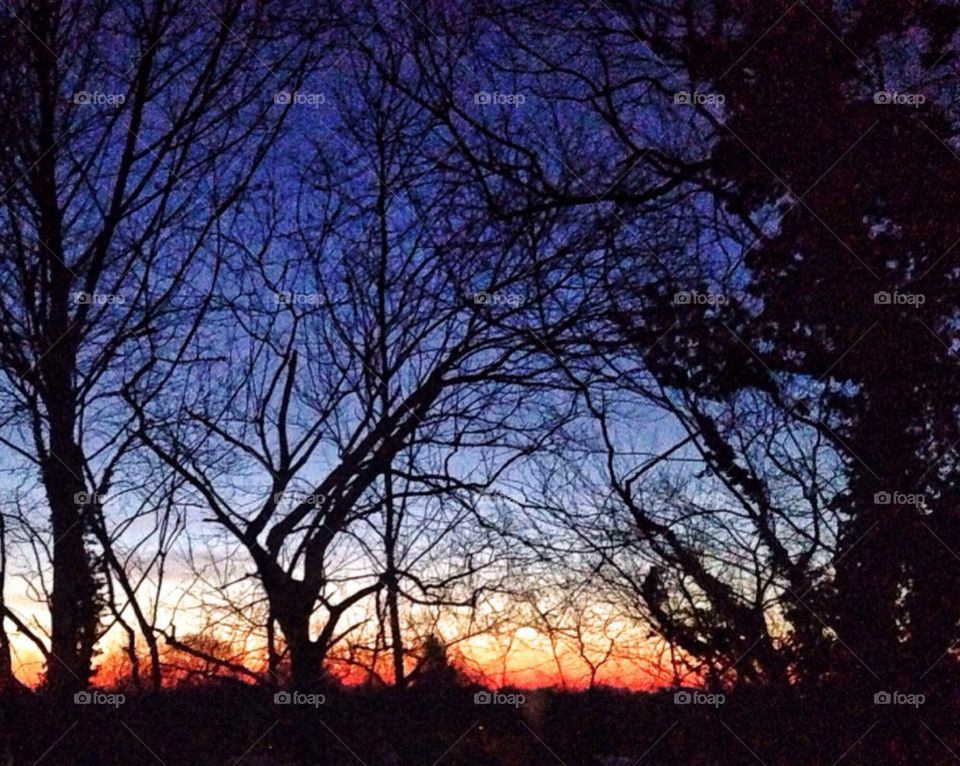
[369,0,849,686]
[127,32,589,688]
[0,0,327,696]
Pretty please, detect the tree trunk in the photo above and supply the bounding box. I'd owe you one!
[30,9,100,697]
[386,575,405,688]
[40,406,99,698]
[0,512,16,692]
[275,598,324,689]
[288,636,324,689]
[384,472,405,688]
[277,611,329,766]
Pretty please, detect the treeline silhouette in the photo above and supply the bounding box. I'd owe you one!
[3,666,955,765]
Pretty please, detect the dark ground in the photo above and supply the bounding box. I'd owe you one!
[0,678,956,765]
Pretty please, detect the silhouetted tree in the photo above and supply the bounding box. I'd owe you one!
[0,0,325,696]
[669,0,960,687]
[132,17,582,690]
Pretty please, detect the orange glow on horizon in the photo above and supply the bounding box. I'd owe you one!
[11,626,676,692]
